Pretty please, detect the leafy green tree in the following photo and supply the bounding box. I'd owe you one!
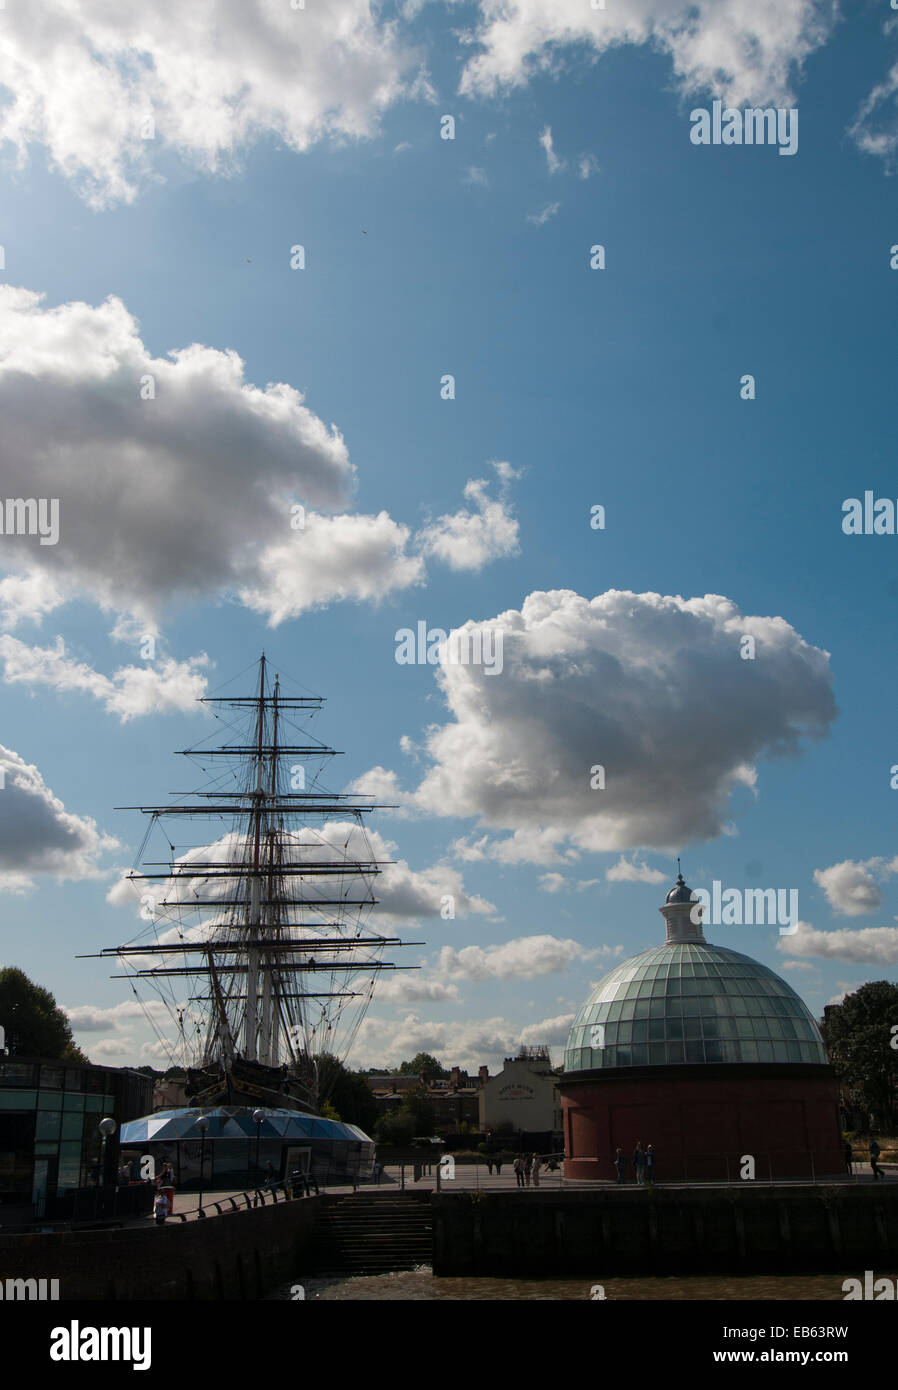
[402,1083,436,1136]
[374,1108,415,1146]
[0,967,87,1061]
[821,981,898,1130]
[398,1052,448,1080]
[315,1053,379,1133]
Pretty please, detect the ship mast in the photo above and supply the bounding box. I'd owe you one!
[244,653,267,1060]
[84,653,422,1098]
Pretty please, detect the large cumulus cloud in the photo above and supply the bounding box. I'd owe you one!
[0,0,426,208]
[459,0,834,106]
[0,745,118,890]
[0,287,515,632]
[396,589,836,855]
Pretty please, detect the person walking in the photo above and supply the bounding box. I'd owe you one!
[513,1154,525,1188]
[523,1153,532,1187]
[870,1136,884,1180]
[844,1140,853,1176]
[645,1144,656,1184]
[614,1148,626,1184]
[531,1153,541,1188]
[633,1140,646,1186]
[153,1190,168,1225]
[495,1156,503,1176]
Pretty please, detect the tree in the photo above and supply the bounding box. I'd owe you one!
[821,981,898,1130]
[0,967,87,1062]
[374,1108,415,1146]
[402,1083,436,1136]
[398,1052,448,1080]
[315,1053,379,1134]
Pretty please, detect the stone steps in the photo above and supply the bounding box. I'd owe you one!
[308,1193,433,1274]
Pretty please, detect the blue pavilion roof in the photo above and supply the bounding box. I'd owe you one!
[120,1105,371,1144]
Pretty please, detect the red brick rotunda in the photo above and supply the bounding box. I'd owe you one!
[560,871,843,1182]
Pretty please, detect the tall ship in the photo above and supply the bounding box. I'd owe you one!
[86,653,414,1121]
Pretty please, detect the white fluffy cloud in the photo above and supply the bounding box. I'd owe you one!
[239,512,425,624]
[400,589,835,857]
[0,287,515,632]
[0,745,118,890]
[458,0,834,107]
[366,974,460,1004]
[417,463,520,573]
[0,571,64,629]
[0,0,425,207]
[351,1009,570,1070]
[538,872,600,893]
[64,999,170,1033]
[777,920,898,965]
[813,856,898,917]
[89,1037,138,1059]
[605,856,667,885]
[0,636,210,720]
[107,823,494,925]
[437,934,613,981]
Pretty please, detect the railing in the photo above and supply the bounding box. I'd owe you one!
[574,1151,888,1186]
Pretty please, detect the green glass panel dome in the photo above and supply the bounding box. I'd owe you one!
[564,941,828,1072]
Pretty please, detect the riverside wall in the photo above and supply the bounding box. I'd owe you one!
[0,1195,321,1300]
[431,1186,898,1277]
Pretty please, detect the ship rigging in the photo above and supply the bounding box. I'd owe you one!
[81,654,419,1113]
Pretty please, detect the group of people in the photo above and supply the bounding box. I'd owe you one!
[614,1142,656,1185]
[512,1152,544,1187]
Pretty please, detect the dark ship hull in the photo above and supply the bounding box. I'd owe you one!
[184,1058,318,1114]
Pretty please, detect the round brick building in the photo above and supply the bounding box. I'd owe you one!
[560,872,844,1181]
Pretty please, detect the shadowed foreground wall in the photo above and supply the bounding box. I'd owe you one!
[432,1188,898,1277]
[0,1196,321,1300]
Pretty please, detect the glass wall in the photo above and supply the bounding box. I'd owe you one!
[0,1058,153,1204]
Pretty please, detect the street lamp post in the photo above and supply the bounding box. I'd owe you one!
[253,1108,265,1192]
[196,1115,209,1218]
[98,1117,116,1219]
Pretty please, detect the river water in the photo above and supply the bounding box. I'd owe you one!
[269,1269,856,1300]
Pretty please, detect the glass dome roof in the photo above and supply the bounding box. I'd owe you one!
[564,941,828,1071]
[120,1106,371,1144]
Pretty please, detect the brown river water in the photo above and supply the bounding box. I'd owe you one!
[269,1269,860,1301]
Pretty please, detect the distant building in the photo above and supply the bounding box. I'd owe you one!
[367,1065,489,1133]
[153,1073,188,1111]
[479,1047,563,1133]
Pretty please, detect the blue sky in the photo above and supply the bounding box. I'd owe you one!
[1,0,898,1073]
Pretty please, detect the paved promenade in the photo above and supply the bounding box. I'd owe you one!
[138,1159,894,1224]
